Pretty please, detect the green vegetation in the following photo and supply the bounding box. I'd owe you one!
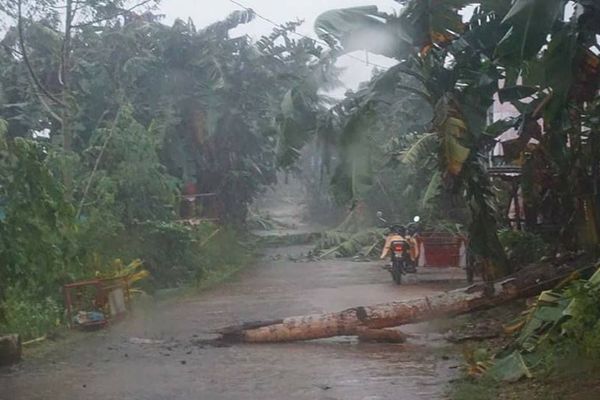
[0,1,334,339]
[0,131,79,339]
[279,0,600,283]
[498,230,551,269]
[283,0,600,395]
[452,369,600,400]
[446,264,600,399]
[314,228,384,259]
[0,4,599,400]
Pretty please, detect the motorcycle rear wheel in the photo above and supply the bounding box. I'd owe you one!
[391,260,403,285]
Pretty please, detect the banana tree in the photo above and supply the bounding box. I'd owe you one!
[313,3,511,279]
[494,0,600,254]
[309,0,600,277]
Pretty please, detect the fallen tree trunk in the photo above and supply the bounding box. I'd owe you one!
[356,328,407,343]
[218,261,588,343]
[0,334,22,366]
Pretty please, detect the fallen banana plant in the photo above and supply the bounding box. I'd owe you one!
[247,210,286,231]
[99,258,150,296]
[314,229,385,259]
[479,265,600,382]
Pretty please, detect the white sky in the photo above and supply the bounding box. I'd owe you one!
[158,0,401,95]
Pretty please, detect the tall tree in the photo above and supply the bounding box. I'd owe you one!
[0,0,158,190]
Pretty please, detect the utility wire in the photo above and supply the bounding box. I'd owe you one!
[226,0,391,70]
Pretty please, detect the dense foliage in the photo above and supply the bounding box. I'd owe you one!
[1,0,599,345]
[0,126,78,337]
[301,0,600,390]
[278,0,600,281]
[497,229,550,269]
[0,1,335,338]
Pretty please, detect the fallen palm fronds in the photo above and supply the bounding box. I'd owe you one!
[313,228,385,259]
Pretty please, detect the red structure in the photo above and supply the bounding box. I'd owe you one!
[63,277,130,330]
[418,232,466,268]
[179,181,220,221]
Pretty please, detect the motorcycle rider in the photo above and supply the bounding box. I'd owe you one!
[380,225,407,259]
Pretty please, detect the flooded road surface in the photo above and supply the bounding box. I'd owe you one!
[0,241,464,400]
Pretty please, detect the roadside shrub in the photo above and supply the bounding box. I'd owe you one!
[562,279,600,360]
[0,137,82,339]
[0,289,62,340]
[0,133,251,338]
[498,229,550,268]
[111,221,251,290]
[195,227,252,283]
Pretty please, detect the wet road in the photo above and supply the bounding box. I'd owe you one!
[0,243,462,400]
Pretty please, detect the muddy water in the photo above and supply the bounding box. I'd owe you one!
[0,241,462,400]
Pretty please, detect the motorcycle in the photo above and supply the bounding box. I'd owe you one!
[377,212,421,285]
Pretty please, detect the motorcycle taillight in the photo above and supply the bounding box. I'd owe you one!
[393,243,405,252]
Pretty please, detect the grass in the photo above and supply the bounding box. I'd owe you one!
[0,291,63,341]
[155,256,256,303]
[451,377,500,400]
[451,367,600,400]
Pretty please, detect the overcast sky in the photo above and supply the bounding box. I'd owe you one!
[158,0,401,96]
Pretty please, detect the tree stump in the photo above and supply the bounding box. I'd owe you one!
[0,334,22,366]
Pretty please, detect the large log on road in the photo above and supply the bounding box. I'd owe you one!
[0,334,21,366]
[218,262,586,343]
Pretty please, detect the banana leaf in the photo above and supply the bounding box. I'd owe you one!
[496,0,564,64]
[489,268,600,381]
[403,132,439,167]
[442,135,470,175]
[315,229,385,259]
[398,0,469,53]
[541,24,579,120]
[422,170,443,208]
[484,117,519,137]
[487,351,533,382]
[314,6,410,59]
[563,266,600,318]
[498,86,539,103]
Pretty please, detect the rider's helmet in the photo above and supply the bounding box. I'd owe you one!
[391,225,406,236]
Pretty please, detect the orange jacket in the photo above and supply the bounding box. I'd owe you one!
[380,235,420,261]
